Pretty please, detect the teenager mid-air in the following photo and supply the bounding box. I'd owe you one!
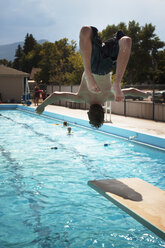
[36,26,149,128]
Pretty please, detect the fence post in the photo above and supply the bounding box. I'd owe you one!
[152,80,155,120]
[124,99,126,116]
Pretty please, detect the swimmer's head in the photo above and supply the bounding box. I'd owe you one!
[87,104,104,128]
[63,121,68,126]
[67,126,72,134]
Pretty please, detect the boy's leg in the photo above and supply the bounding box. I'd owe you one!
[79,26,101,93]
[113,36,132,101]
[36,97,39,106]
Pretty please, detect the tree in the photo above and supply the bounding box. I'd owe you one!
[100,21,164,85]
[154,49,165,84]
[13,34,41,73]
[21,43,42,73]
[135,24,164,83]
[37,41,57,84]
[125,21,141,83]
[37,39,83,86]
[0,59,12,67]
[13,44,23,70]
[19,33,39,73]
[23,33,37,55]
[63,52,83,85]
[101,22,127,42]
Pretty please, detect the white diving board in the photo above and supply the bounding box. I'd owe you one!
[88,178,165,240]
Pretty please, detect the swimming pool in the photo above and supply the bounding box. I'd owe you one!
[0,108,165,248]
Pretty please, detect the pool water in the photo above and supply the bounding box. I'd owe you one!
[0,110,165,248]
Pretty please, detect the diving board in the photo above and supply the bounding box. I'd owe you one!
[88,178,165,240]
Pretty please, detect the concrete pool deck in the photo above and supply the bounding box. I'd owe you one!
[31,104,165,138]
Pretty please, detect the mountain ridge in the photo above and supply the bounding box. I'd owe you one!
[0,39,47,62]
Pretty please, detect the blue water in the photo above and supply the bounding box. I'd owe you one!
[0,109,165,248]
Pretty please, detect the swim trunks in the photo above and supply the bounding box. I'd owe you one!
[90,26,125,75]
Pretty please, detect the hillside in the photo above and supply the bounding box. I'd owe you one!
[0,40,47,62]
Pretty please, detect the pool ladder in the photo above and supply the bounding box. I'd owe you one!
[103,101,112,123]
[103,72,112,123]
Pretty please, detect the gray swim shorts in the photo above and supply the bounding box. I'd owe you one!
[90,26,125,75]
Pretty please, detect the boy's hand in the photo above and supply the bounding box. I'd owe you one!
[113,83,124,102]
[86,74,101,94]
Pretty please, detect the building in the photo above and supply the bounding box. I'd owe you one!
[0,65,29,103]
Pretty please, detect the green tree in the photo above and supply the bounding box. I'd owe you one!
[21,43,42,73]
[13,44,23,70]
[154,49,165,84]
[101,21,164,85]
[20,33,39,73]
[37,41,57,84]
[125,21,141,83]
[64,52,83,85]
[13,34,41,73]
[101,22,127,42]
[23,33,37,55]
[135,24,164,83]
[37,39,83,86]
[0,59,12,67]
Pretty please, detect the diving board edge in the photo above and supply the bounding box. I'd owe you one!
[88,179,165,241]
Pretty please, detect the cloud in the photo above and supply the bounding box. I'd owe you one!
[0,0,164,45]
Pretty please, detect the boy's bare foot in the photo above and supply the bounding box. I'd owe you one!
[113,82,124,102]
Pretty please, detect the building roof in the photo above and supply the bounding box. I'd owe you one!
[0,65,29,77]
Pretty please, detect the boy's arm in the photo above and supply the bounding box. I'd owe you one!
[36,91,83,114]
[122,88,150,98]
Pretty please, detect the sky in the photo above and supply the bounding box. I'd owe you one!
[0,0,165,46]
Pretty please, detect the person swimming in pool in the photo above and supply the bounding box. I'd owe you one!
[67,126,73,135]
[36,26,149,128]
